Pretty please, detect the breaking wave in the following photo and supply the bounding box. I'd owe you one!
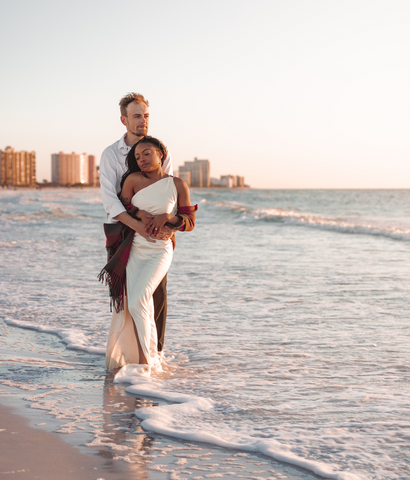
[215,202,410,241]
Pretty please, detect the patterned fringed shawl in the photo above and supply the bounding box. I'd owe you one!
[176,205,198,232]
[98,203,198,312]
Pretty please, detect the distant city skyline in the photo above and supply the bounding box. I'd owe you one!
[1,1,410,188]
[0,146,246,189]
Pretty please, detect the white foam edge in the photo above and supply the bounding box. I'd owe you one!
[3,318,105,355]
[254,209,410,240]
[114,365,366,480]
[214,201,410,241]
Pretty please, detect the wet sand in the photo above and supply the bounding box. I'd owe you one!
[0,403,127,480]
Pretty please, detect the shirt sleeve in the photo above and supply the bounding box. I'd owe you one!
[99,147,126,220]
[163,149,173,176]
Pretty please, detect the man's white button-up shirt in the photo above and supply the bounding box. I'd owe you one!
[100,133,173,222]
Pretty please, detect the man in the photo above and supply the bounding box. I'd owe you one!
[100,92,173,353]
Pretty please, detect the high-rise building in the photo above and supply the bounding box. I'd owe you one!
[51,154,59,184]
[220,175,236,188]
[51,152,94,185]
[0,147,36,186]
[178,157,210,187]
[88,155,96,186]
[195,158,210,187]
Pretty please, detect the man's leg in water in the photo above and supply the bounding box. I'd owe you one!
[153,274,167,352]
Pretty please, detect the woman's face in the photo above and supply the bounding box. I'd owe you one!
[135,143,162,172]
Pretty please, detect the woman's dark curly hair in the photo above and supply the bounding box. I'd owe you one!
[120,136,168,190]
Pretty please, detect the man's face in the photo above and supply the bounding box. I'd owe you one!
[121,101,149,137]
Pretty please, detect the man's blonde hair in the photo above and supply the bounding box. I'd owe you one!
[119,93,149,117]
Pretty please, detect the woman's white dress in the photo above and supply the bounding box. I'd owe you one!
[106,177,177,372]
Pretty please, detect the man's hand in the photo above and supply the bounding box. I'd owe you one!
[136,209,154,228]
[134,219,157,243]
[115,212,156,243]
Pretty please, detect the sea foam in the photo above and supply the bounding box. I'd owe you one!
[114,366,366,480]
[4,318,106,355]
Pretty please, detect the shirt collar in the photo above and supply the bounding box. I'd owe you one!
[118,133,131,155]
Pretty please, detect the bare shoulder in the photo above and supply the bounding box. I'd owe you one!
[123,172,144,188]
[121,172,145,201]
[173,176,191,205]
[173,176,189,191]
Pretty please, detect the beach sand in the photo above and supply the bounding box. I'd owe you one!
[0,320,319,480]
[0,404,128,480]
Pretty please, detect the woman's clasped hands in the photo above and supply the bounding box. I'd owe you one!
[146,213,175,237]
[137,210,174,239]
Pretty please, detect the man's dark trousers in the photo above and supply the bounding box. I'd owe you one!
[153,274,167,352]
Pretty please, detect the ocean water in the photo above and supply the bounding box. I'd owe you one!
[1,187,409,480]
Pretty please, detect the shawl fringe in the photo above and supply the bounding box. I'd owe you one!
[98,268,125,312]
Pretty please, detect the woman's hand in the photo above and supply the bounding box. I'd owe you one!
[154,225,174,241]
[146,213,173,237]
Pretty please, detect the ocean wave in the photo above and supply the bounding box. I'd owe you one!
[2,208,90,222]
[83,197,103,204]
[4,318,106,355]
[215,202,410,241]
[114,366,366,480]
[215,201,248,212]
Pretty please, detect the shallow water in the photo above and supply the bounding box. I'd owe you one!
[1,187,409,480]
[0,320,319,480]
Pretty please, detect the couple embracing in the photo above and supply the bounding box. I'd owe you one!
[99,93,197,373]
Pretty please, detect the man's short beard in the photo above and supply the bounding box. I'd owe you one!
[135,127,148,136]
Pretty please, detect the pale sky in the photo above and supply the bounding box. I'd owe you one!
[1,0,409,188]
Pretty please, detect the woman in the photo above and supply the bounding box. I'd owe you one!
[103,136,196,373]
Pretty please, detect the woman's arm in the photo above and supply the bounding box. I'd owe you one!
[115,174,147,235]
[118,174,136,205]
[119,174,154,229]
[174,178,197,232]
[175,177,192,208]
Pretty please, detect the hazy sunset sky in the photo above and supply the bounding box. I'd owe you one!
[1,0,409,188]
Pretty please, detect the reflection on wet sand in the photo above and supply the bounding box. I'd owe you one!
[98,373,158,478]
